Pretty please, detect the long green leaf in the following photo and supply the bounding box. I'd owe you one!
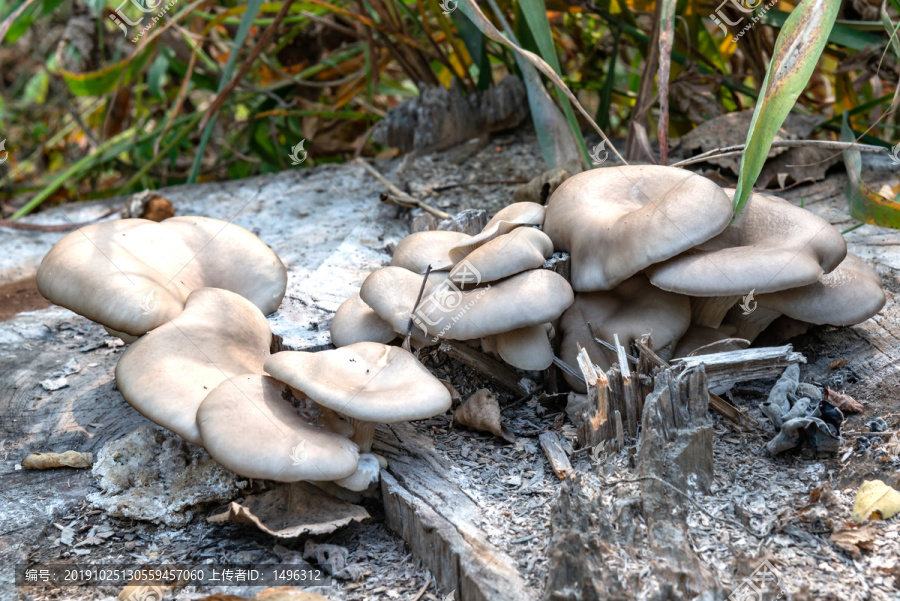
[458,0,624,165]
[732,0,840,216]
[518,0,589,164]
[841,112,900,229]
[188,0,265,183]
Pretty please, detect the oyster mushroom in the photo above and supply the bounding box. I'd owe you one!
[36,216,287,338]
[359,267,447,346]
[114,288,272,445]
[196,374,359,482]
[483,323,555,371]
[729,253,885,341]
[448,226,553,286]
[264,342,452,452]
[390,230,473,273]
[559,275,690,391]
[647,190,847,327]
[330,293,397,347]
[448,202,545,263]
[543,165,733,292]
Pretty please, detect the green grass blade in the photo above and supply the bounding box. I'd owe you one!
[188,0,265,183]
[732,0,841,216]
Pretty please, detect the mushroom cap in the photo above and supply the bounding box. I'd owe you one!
[647,190,847,296]
[756,253,885,326]
[359,267,447,345]
[413,269,574,340]
[264,342,452,423]
[448,202,545,263]
[36,216,287,336]
[559,275,690,389]
[196,374,359,482]
[491,324,554,371]
[391,230,473,273]
[330,293,397,347]
[114,288,272,444]
[449,227,553,285]
[543,165,733,291]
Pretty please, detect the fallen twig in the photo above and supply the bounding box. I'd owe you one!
[671,139,888,168]
[0,207,121,231]
[354,158,451,219]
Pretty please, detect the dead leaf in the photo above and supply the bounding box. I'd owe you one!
[208,481,369,538]
[830,522,878,558]
[252,588,334,600]
[852,480,900,521]
[22,451,92,469]
[119,583,174,601]
[824,388,864,414]
[453,389,515,443]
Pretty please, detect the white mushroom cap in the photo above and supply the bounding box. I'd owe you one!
[114,288,272,444]
[755,253,885,326]
[359,266,447,345]
[264,343,452,424]
[449,227,553,286]
[330,293,397,347]
[490,324,554,371]
[196,374,359,482]
[647,189,847,297]
[559,275,690,391]
[448,202,545,263]
[543,166,733,291]
[36,216,287,337]
[413,269,574,340]
[391,230,473,273]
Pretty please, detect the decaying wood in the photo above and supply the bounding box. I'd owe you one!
[671,344,806,388]
[375,423,538,601]
[538,432,573,480]
[439,340,531,394]
[569,346,612,446]
[541,251,571,283]
[634,336,747,426]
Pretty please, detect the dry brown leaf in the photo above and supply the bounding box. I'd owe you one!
[208,481,369,538]
[852,480,900,521]
[453,389,515,443]
[830,522,878,558]
[824,388,864,414]
[22,451,92,469]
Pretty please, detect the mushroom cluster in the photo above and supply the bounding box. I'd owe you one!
[334,165,885,395]
[331,202,575,370]
[37,216,451,492]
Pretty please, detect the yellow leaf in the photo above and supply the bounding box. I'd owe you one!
[852,480,900,521]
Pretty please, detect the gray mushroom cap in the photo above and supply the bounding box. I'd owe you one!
[330,293,397,347]
[114,287,272,445]
[448,202,545,263]
[647,189,847,297]
[543,165,733,291]
[449,227,553,285]
[391,230,473,273]
[36,216,287,336]
[265,342,452,423]
[196,374,359,482]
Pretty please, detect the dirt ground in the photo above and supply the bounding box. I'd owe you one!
[3,129,900,601]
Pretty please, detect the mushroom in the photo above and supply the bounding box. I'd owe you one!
[646,190,846,327]
[559,275,690,391]
[36,216,287,338]
[728,253,885,341]
[114,288,272,445]
[448,226,553,286]
[196,374,359,482]
[359,267,447,346]
[542,166,733,291]
[411,268,573,342]
[390,230,473,273]
[448,202,545,263]
[671,324,749,358]
[484,323,554,371]
[264,342,452,452]
[330,293,397,347]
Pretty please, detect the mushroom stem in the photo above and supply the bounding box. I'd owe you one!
[691,296,741,328]
[729,306,781,342]
[103,326,139,344]
[347,418,377,452]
